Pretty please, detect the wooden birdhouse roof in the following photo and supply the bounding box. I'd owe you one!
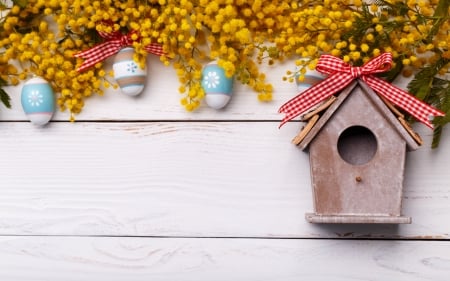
[294,79,422,151]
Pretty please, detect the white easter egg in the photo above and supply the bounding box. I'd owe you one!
[201,62,234,109]
[113,47,147,96]
[21,77,55,126]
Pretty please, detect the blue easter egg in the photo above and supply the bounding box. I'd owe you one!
[21,77,55,125]
[113,47,147,96]
[201,62,234,109]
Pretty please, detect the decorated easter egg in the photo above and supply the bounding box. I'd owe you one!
[201,62,234,109]
[295,67,326,93]
[21,77,55,126]
[113,47,147,96]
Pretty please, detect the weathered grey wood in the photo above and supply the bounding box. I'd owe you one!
[303,80,418,223]
[0,236,449,281]
[306,213,412,224]
[1,51,447,280]
[0,122,449,238]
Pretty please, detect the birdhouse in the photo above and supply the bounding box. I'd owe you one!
[292,79,423,224]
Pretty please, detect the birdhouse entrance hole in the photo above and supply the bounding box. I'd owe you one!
[337,126,377,165]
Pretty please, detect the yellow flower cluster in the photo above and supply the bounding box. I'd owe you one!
[279,0,449,82]
[0,0,278,113]
[0,0,111,119]
[0,0,448,116]
[149,0,278,110]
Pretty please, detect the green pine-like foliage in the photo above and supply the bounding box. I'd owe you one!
[408,58,450,148]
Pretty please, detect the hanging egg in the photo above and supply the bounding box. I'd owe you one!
[21,77,55,126]
[201,62,234,109]
[295,66,326,93]
[113,47,147,96]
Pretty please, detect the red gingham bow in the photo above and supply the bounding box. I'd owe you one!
[279,53,445,129]
[75,29,165,72]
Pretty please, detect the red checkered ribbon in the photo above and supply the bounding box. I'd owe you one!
[279,53,444,129]
[75,29,164,72]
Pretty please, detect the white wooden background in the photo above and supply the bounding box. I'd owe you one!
[1,56,450,280]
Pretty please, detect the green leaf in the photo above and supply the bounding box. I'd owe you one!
[11,0,27,8]
[407,58,449,101]
[0,87,11,109]
[433,0,449,18]
[407,57,450,148]
[423,0,449,44]
[415,81,432,101]
[432,125,443,149]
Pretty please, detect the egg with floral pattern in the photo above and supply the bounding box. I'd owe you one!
[21,77,55,126]
[113,47,147,96]
[201,62,234,109]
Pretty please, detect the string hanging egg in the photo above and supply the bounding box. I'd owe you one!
[113,47,147,96]
[21,77,55,125]
[201,61,234,109]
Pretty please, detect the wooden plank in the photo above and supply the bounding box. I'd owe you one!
[0,57,415,122]
[0,236,449,281]
[0,122,449,238]
[1,57,296,121]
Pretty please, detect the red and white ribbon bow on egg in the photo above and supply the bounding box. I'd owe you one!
[278,53,444,129]
[75,28,164,72]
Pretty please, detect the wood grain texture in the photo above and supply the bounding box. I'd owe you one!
[1,57,415,122]
[2,47,448,279]
[1,56,294,121]
[0,122,448,238]
[0,236,449,281]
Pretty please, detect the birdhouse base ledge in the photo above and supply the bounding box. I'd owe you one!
[305,213,412,224]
